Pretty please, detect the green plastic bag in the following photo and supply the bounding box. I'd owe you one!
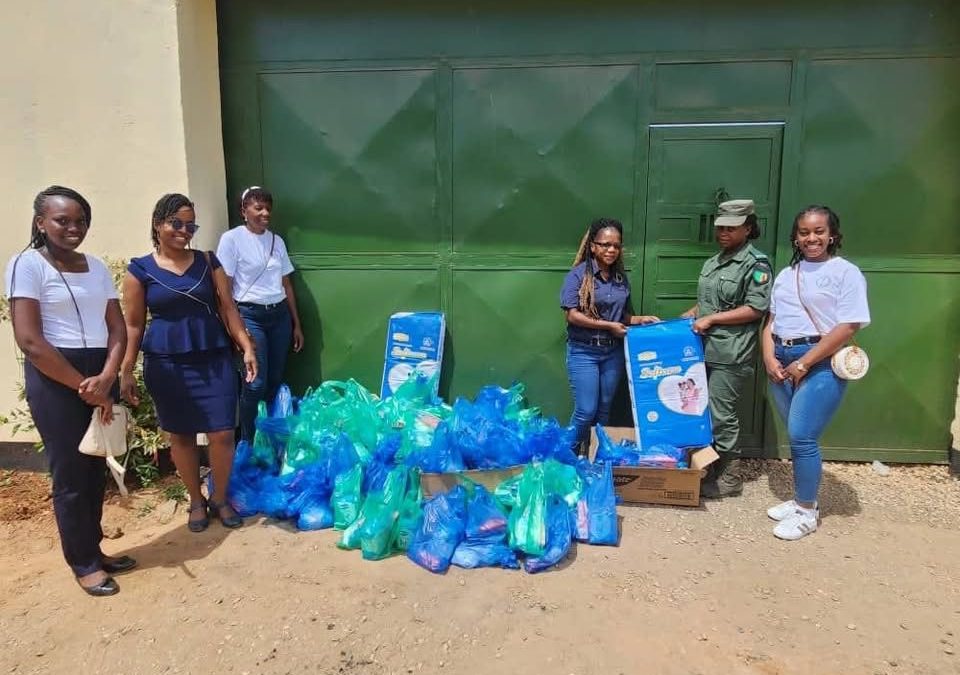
[358,467,409,560]
[394,471,423,552]
[542,458,583,508]
[508,467,547,556]
[494,474,523,510]
[333,464,364,530]
[338,467,407,556]
[500,460,583,557]
[299,380,381,459]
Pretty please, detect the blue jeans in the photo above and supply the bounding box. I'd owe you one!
[768,343,847,504]
[239,302,293,442]
[566,341,625,448]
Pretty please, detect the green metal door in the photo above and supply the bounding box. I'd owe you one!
[218,0,960,463]
[642,123,784,450]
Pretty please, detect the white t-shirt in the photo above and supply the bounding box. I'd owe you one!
[216,227,295,304]
[4,250,118,348]
[770,257,871,339]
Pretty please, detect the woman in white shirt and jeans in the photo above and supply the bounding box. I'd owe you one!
[216,186,304,442]
[761,205,870,541]
[5,186,131,596]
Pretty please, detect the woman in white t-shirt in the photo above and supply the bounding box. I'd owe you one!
[4,186,132,596]
[760,205,870,541]
[216,186,304,442]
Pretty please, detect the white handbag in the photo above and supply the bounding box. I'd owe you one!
[795,267,869,381]
[79,405,131,496]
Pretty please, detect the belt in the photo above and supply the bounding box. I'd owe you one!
[570,336,619,347]
[773,335,821,347]
[237,301,285,310]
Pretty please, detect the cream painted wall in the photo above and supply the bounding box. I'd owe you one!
[0,0,226,442]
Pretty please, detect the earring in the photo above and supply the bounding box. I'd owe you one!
[829,237,835,244]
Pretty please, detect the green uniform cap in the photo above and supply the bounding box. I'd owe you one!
[714,199,755,227]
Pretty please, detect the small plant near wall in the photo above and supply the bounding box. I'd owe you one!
[0,258,167,488]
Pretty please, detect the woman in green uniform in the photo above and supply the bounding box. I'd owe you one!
[682,199,772,498]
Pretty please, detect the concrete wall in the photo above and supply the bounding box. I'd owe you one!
[0,0,226,442]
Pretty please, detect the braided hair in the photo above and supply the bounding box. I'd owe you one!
[240,185,273,213]
[743,214,761,240]
[30,185,92,249]
[571,217,626,319]
[789,205,842,267]
[151,193,194,249]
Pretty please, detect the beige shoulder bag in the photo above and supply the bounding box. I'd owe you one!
[794,266,869,380]
[79,406,131,497]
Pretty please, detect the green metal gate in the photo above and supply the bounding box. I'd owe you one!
[218,0,960,462]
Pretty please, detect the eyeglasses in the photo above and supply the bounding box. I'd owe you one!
[592,241,622,251]
[168,218,200,234]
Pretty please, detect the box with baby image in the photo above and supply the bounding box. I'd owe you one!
[623,318,713,450]
[380,312,446,399]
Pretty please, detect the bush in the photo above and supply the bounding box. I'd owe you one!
[0,257,166,488]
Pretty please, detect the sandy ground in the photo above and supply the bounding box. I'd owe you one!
[1,460,959,675]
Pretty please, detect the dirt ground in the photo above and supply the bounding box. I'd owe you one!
[1,460,959,675]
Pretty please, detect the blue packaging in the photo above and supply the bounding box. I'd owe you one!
[623,318,712,450]
[380,312,446,399]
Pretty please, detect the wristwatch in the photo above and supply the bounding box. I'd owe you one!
[795,362,807,373]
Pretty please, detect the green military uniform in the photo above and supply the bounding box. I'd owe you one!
[696,200,772,497]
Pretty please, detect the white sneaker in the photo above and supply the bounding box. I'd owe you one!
[773,507,819,541]
[767,500,798,521]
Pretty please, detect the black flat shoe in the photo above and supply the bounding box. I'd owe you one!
[101,555,137,575]
[188,499,209,533]
[77,576,119,597]
[207,499,243,529]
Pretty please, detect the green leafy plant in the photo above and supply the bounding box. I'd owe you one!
[161,481,188,503]
[0,257,168,488]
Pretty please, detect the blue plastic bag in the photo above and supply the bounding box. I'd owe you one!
[258,473,298,519]
[464,484,508,543]
[593,424,642,466]
[407,486,467,574]
[271,383,296,418]
[297,498,334,530]
[403,423,465,473]
[520,418,579,466]
[448,397,525,469]
[580,461,618,546]
[451,542,519,569]
[226,468,262,518]
[523,495,573,574]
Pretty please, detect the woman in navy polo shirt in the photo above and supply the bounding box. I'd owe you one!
[560,218,659,453]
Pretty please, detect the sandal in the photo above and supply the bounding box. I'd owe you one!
[187,499,209,533]
[207,499,243,529]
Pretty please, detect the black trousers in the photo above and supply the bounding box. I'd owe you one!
[24,348,113,578]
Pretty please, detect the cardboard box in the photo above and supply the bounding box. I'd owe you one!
[420,466,523,499]
[589,427,718,507]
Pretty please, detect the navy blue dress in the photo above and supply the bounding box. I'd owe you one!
[129,252,237,435]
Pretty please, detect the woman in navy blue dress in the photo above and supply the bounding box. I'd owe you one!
[120,194,256,532]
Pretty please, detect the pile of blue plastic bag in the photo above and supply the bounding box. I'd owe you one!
[224,376,621,573]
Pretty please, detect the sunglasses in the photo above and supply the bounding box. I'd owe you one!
[592,241,622,251]
[168,218,200,234]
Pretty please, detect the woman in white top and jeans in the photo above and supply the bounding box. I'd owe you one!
[216,186,304,442]
[4,186,131,596]
[761,205,870,541]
